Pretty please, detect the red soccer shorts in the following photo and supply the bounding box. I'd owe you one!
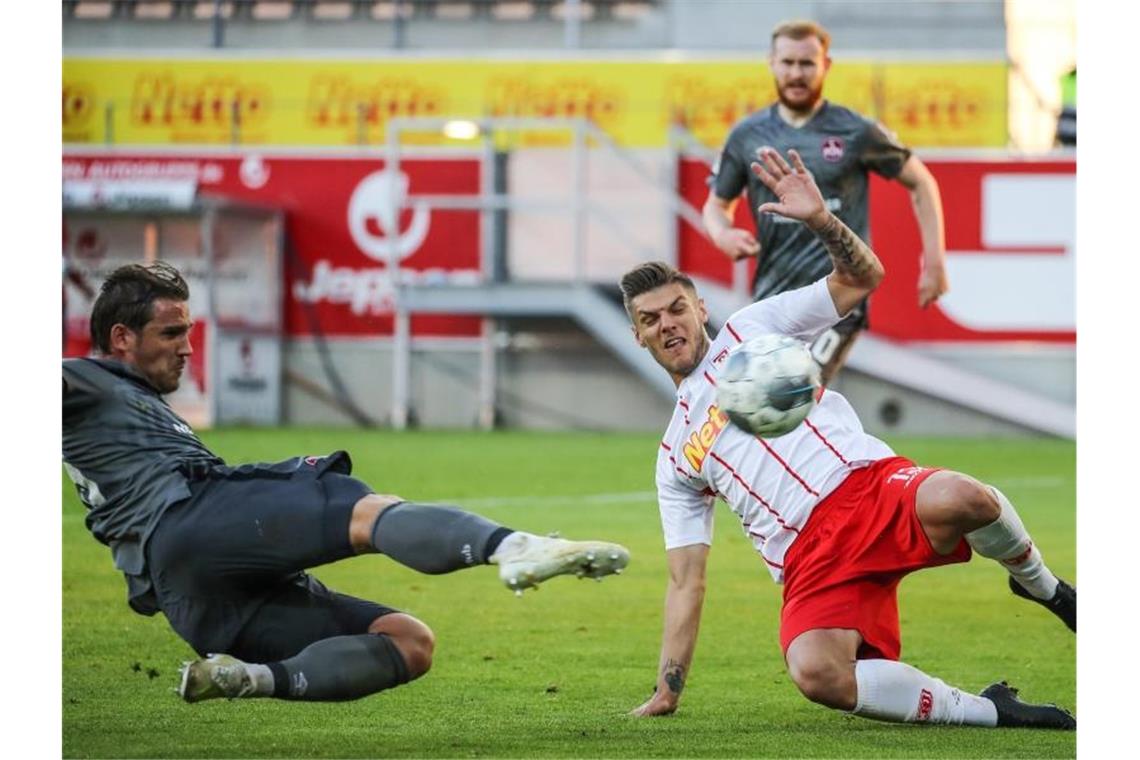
[779,456,972,661]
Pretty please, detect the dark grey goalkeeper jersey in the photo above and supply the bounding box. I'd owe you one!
[710,101,911,304]
[62,357,222,613]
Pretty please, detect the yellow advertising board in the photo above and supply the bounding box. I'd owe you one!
[63,57,1007,148]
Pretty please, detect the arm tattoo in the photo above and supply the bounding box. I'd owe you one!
[663,659,686,696]
[813,214,881,285]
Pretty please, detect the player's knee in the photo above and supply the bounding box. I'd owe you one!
[399,626,435,681]
[944,474,1000,531]
[357,493,404,515]
[919,472,1000,534]
[787,657,856,710]
[371,614,435,680]
[348,494,405,552]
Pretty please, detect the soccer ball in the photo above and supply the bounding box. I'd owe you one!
[716,334,822,438]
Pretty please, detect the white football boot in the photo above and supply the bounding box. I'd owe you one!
[490,532,630,596]
[178,654,257,703]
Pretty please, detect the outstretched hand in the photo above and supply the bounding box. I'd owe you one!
[917,264,949,308]
[714,228,761,261]
[750,148,829,229]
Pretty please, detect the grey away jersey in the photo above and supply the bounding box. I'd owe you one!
[62,357,222,612]
[710,101,911,302]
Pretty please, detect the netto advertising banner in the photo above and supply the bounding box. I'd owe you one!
[62,57,1008,148]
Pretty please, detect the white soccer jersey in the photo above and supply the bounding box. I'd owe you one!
[655,278,895,583]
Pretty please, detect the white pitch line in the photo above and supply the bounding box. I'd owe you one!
[439,491,657,509]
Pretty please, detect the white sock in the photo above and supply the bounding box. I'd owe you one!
[965,487,1059,600]
[246,663,275,697]
[853,660,998,726]
[488,531,531,563]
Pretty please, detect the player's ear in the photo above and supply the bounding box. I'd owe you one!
[697,298,709,326]
[108,323,138,357]
[631,324,646,348]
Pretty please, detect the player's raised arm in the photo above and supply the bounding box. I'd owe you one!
[630,543,709,717]
[750,148,885,317]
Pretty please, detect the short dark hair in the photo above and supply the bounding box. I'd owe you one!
[89,261,190,353]
[619,261,697,321]
[771,19,831,55]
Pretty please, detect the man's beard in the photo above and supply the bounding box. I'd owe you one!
[775,79,824,114]
[669,331,710,378]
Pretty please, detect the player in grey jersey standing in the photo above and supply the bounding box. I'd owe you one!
[703,19,949,384]
[63,261,629,704]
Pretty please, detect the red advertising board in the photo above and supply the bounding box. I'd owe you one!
[63,151,483,338]
[677,156,1075,343]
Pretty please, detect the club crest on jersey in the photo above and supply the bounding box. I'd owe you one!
[821,136,845,163]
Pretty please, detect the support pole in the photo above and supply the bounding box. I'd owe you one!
[230,99,241,145]
[571,119,587,281]
[103,101,114,146]
[211,0,225,48]
[478,125,498,429]
[563,0,582,48]
[387,121,410,429]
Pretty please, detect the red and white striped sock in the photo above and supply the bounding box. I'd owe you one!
[853,659,998,726]
[965,486,1060,600]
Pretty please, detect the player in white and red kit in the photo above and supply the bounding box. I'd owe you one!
[624,147,1074,729]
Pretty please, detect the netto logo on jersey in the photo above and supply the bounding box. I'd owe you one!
[682,405,730,471]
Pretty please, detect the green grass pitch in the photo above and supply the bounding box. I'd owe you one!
[62,430,1076,758]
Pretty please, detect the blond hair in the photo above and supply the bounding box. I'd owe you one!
[770,20,831,55]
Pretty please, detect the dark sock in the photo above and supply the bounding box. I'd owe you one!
[485,526,514,558]
[371,502,512,574]
[267,633,409,701]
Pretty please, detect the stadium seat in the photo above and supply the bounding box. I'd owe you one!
[134,2,176,19]
[72,1,114,19]
[193,1,235,19]
[251,1,295,20]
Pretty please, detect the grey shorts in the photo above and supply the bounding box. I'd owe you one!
[147,452,398,660]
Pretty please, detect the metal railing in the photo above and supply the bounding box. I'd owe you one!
[381,115,711,428]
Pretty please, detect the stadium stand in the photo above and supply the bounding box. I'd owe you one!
[62,1,1075,437]
[64,1,1002,52]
